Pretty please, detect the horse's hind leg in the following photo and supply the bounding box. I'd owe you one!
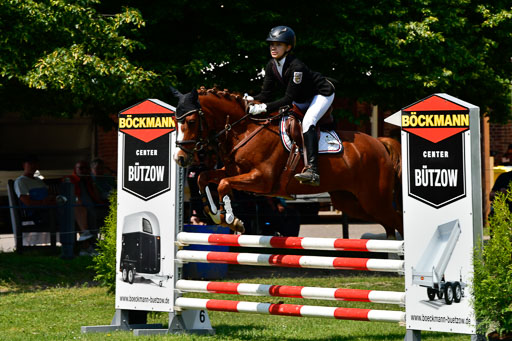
[355,177,403,240]
[329,191,375,224]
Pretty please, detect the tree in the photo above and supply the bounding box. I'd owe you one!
[0,0,168,124]
[2,1,511,123]
[110,0,512,122]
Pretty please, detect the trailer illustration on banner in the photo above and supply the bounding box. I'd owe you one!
[120,211,172,287]
[411,219,466,305]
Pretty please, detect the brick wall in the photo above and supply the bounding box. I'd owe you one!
[97,126,118,174]
[490,122,512,163]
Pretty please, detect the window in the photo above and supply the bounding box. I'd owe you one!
[142,218,152,234]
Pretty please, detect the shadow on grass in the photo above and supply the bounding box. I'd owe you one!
[212,324,407,341]
[225,264,402,280]
[0,251,96,293]
[211,324,463,341]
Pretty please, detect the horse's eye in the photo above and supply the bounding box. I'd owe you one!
[188,120,196,125]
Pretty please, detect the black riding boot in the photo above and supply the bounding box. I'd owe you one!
[294,126,320,186]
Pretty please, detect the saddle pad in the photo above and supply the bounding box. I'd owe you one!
[280,117,343,154]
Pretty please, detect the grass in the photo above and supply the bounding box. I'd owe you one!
[0,252,472,340]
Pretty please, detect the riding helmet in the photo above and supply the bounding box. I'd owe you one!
[266,26,296,48]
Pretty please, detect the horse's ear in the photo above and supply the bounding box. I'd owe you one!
[190,88,199,105]
[169,85,184,99]
[190,88,199,102]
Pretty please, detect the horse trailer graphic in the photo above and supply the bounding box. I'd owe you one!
[120,211,170,286]
[411,220,466,305]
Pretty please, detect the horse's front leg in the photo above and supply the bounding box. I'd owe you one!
[196,169,227,225]
[216,170,272,234]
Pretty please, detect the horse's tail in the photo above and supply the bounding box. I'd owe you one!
[378,137,402,212]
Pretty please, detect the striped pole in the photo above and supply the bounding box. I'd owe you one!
[176,279,405,305]
[177,232,404,254]
[175,297,405,323]
[176,250,404,273]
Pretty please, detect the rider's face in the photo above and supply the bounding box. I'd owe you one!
[269,42,291,60]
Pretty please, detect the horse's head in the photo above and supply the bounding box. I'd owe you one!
[171,87,205,167]
[172,86,248,168]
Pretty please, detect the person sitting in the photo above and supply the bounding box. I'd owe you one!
[247,26,335,186]
[500,144,512,166]
[14,155,57,209]
[186,162,210,226]
[63,160,106,253]
[189,209,207,225]
[14,154,58,220]
[259,196,300,237]
[90,158,116,202]
[13,155,60,246]
[490,170,512,215]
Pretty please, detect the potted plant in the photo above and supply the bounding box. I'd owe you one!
[473,184,512,340]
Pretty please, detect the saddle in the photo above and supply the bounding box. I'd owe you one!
[275,104,341,193]
[281,104,335,147]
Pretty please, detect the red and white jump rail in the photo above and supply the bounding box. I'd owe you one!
[176,250,404,273]
[176,279,405,305]
[175,297,405,323]
[177,232,404,254]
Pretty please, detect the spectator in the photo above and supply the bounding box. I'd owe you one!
[490,170,512,214]
[189,209,207,225]
[14,155,65,244]
[63,160,105,254]
[186,164,209,226]
[14,154,57,208]
[13,154,61,246]
[259,197,301,237]
[500,144,512,166]
[90,158,116,201]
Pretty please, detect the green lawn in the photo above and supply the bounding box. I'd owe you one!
[0,252,471,340]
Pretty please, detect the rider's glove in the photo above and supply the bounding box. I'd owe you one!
[249,103,267,115]
[243,93,254,101]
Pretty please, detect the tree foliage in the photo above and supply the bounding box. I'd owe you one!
[1,1,511,123]
[473,184,512,336]
[0,0,167,124]
[91,190,117,293]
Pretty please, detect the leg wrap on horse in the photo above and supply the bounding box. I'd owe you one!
[219,196,245,233]
[295,125,320,186]
[201,187,221,224]
[222,195,235,225]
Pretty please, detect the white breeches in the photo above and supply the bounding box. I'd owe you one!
[294,93,335,133]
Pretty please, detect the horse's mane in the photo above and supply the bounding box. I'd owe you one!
[198,86,246,108]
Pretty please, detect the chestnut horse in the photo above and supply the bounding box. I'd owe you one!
[172,87,403,239]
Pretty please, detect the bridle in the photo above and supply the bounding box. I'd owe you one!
[175,109,210,156]
[175,103,286,161]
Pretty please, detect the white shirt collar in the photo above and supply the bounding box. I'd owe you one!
[274,56,286,77]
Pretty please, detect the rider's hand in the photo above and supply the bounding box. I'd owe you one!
[249,103,267,115]
[243,93,254,101]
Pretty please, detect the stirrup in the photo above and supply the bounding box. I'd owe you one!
[294,168,320,186]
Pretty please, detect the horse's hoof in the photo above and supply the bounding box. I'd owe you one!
[232,218,245,234]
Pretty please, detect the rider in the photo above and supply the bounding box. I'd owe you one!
[247,26,335,186]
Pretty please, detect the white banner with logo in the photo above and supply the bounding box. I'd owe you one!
[115,99,178,312]
[387,94,482,334]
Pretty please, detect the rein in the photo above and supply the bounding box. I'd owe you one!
[229,112,284,154]
[214,112,251,140]
[176,104,286,160]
